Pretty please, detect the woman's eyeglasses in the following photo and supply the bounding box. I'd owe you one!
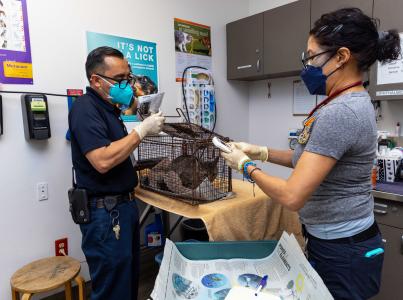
[301,50,334,68]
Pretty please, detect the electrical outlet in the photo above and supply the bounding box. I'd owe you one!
[37,182,48,201]
[55,238,68,256]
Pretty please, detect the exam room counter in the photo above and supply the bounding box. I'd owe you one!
[135,179,304,246]
[371,182,403,300]
[373,181,403,203]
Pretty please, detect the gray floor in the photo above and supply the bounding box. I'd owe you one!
[138,247,161,299]
[41,246,161,300]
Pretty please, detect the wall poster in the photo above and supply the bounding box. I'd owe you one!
[0,0,33,84]
[174,18,212,82]
[86,31,158,122]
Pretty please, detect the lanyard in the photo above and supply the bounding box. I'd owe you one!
[307,81,363,119]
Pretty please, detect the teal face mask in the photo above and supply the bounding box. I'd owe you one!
[97,75,134,106]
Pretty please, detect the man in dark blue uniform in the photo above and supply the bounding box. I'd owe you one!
[69,46,165,300]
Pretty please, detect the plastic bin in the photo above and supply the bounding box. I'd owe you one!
[175,240,278,260]
[155,240,277,265]
[180,218,209,241]
[155,239,200,266]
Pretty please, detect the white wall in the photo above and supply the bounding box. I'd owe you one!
[0,0,250,299]
[376,100,403,135]
[248,78,305,178]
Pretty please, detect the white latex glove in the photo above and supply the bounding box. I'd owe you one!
[230,142,269,162]
[221,144,251,172]
[133,111,165,140]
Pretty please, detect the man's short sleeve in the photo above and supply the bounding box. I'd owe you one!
[69,100,111,155]
[304,104,360,160]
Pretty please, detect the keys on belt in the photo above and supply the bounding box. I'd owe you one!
[91,192,135,241]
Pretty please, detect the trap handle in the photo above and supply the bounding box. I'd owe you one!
[165,108,190,123]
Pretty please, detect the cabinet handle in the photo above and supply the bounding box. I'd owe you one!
[256,59,261,72]
[401,235,403,255]
[374,202,388,209]
[237,64,252,70]
[374,209,387,215]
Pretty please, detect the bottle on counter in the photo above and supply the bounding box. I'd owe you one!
[371,158,378,189]
[378,137,389,156]
[396,122,401,137]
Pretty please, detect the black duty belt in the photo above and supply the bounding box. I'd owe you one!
[91,192,135,210]
[303,221,380,244]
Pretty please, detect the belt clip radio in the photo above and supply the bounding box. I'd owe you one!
[68,168,90,224]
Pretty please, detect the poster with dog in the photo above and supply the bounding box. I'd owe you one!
[174,18,212,82]
[0,0,33,84]
[87,31,159,122]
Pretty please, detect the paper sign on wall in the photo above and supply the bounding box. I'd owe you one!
[174,18,212,82]
[0,0,33,84]
[377,32,403,85]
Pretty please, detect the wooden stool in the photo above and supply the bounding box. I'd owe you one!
[10,256,85,300]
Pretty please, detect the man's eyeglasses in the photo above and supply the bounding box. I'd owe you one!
[301,50,334,68]
[96,73,134,89]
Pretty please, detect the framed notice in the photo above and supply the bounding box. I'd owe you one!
[370,32,403,100]
[377,32,403,85]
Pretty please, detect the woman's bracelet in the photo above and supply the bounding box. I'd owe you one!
[243,161,257,182]
[249,167,262,180]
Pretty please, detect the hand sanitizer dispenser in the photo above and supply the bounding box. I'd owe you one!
[21,94,51,140]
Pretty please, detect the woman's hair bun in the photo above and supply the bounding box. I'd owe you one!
[377,29,401,64]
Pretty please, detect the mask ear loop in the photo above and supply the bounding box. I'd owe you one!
[320,49,344,79]
[96,75,114,100]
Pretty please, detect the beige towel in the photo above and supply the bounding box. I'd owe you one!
[135,179,303,246]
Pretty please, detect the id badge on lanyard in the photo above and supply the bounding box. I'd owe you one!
[298,114,317,145]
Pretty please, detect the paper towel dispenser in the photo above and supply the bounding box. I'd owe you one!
[21,94,51,140]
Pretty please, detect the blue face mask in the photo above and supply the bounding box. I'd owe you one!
[98,76,134,106]
[109,83,133,106]
[300,51,340,96]
[300,65,328,95]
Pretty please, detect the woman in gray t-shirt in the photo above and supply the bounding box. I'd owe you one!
[222,7,401,300]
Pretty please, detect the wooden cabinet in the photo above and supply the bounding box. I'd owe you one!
[226,1,310,80]
[263,0,310,78]
[373,0,403,30]
[310,0,373,27]
[226,0,380,81]
[373,198,403,299]
[369,0,403,101]
[226,13,264,80]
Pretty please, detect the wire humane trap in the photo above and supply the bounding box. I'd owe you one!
[136,123,232,205]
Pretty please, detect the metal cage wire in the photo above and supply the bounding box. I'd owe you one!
[137,123,232,205]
